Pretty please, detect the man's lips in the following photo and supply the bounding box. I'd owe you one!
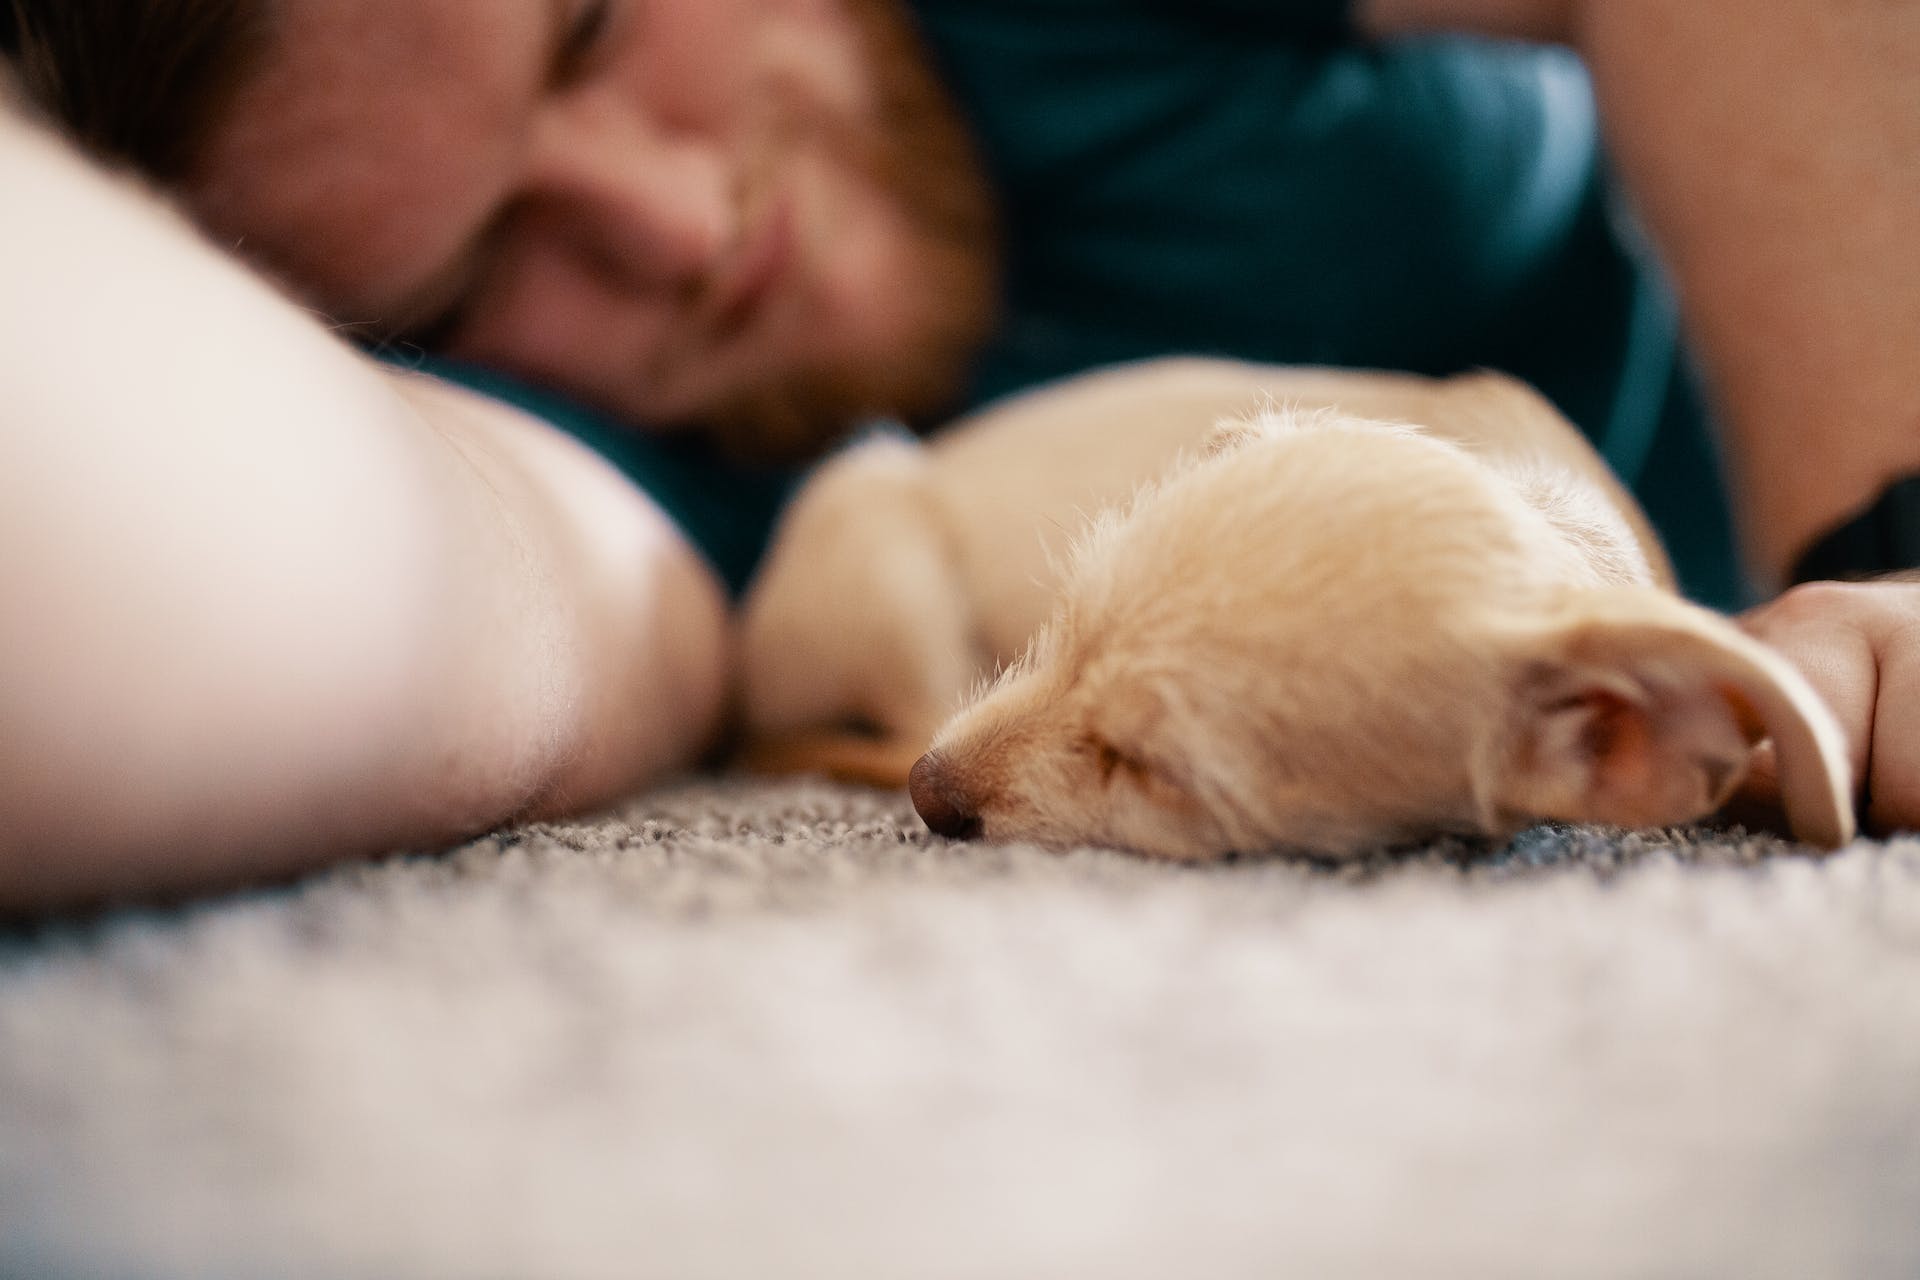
[708,191,796,339]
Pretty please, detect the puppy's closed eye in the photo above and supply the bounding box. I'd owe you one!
[1083,732,1152,785]
[1086,733,1205,807]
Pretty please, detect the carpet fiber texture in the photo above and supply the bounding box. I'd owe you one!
[3,779,1918,1279]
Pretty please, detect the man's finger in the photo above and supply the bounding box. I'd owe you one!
[1735,585,1879,813]
[1867,620,1920,833]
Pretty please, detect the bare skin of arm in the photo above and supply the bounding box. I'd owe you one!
[0,105,728,910]
[1363,0,1920,831]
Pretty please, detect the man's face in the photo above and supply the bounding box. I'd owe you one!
[191,0,998,455]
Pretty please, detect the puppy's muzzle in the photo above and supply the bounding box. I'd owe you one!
[910,751,983,840]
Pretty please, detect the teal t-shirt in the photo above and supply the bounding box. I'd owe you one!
[430,1,1747,606]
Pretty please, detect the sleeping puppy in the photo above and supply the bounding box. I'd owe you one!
[739,357,1306,785]
[739,358,1854,856]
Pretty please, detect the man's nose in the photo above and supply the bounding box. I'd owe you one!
[910,751,983,840]
[530,104,734,290]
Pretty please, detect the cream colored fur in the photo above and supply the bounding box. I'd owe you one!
[739,358,1853,855]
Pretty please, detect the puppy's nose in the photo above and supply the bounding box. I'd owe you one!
[909,751,983,840]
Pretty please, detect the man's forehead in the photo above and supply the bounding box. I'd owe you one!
[192,0,552,321]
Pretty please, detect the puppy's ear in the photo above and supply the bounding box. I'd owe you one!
[1486,587,1854,848]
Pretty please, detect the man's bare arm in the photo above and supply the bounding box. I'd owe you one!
[0,104,728,909]
[1361,0,1920,589]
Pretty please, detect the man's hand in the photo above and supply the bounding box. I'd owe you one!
[1735,578,1920,836]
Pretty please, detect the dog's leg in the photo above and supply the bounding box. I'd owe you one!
[736,730,934,790]
[738,435,982,788]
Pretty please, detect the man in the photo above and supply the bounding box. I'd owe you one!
[3,0,1918,906]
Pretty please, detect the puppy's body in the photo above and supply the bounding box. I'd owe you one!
[742,359,1659,774]
[740,358,1851,855]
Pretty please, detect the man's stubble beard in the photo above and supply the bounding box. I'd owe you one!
[691,0,1001,462]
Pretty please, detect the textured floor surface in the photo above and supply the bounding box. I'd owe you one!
[3,778,1918,1280]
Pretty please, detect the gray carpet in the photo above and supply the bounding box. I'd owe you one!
[2,778,1917,1280]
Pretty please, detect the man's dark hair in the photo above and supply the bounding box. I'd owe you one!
[2,0,271,180]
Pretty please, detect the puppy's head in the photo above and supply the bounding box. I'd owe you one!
[910,410,1853,859]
